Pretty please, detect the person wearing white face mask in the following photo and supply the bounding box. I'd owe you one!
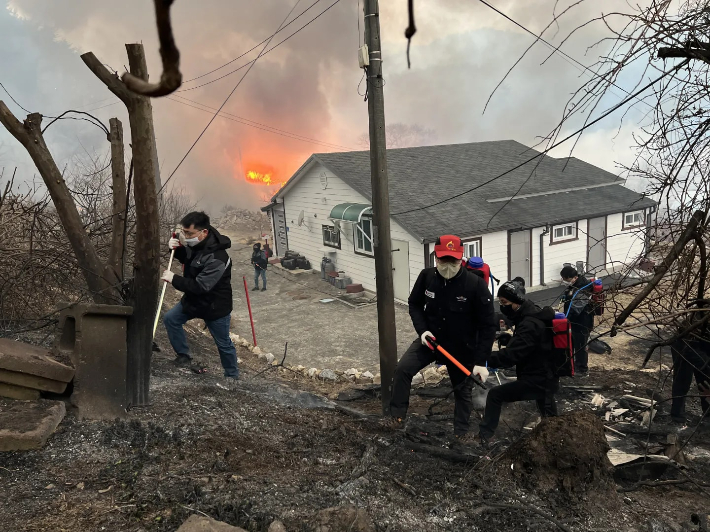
[387,234,497,443]
[161,211,239,381]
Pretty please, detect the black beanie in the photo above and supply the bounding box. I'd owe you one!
[560,265,578,279]
[497,277,526,304]
[253,243,261,250]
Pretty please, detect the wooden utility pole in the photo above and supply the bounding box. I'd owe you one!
[364,0,398,415]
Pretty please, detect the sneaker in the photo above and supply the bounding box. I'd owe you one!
[253,286,259,291]
[382,416,404,430]
[452,432,477,445]
[576,371,589,379]
[173,354,192,367]
[261,287,267,291]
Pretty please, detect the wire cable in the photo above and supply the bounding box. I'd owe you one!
[391,59,690,217]
[159,0,306,194]
[166,94,355,151]
[182,0,324,84]
[175,0,343,93]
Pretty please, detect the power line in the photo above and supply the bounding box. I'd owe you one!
[391,59,690,217]
[175,0,343,93]
[476,0,654,111]
[182,0,324,84]
[159,0,306,193]
[166,94,355,151]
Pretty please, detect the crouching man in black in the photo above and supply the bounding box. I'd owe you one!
[477,277,559,444]
[387,235,497,442]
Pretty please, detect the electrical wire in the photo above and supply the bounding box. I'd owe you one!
[165,94,355,151]
[175,0,343,93]
[390,59,691,217]
[182,0,324,84]
[476,0,654,111]
[159,0,307,194]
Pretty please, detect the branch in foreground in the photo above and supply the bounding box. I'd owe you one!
[121,0,182,96]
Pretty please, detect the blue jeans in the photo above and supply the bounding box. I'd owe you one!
[254,267,266,289]
[163,302,239,377]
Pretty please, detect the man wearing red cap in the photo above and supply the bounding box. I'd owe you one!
[388,235,497,441]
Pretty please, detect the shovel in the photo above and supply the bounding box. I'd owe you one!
[153,232,177,339]
[428,339,486,389]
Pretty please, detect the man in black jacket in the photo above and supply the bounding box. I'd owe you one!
[161,211,239,379]
[560,265,594,376]
[477,278,558,443]
[388,235,497,439]
[251,243,268,291]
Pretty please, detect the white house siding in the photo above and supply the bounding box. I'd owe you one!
[280,162,425,298]
[604,212,647,271]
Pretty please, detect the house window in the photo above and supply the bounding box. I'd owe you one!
[322,225,340,249]
[551,222,577,244]
[464,239,482,259]
[623,210,645,230]
[355,218,374,256]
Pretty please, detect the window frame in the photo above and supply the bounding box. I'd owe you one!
[622,210,645,230]
[550,221,578,245]
[322,224,341,249]
[354,217,374,257]
[463,237,482,260]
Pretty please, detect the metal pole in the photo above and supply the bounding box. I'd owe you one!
[153,248,175,339]
[243,276,257,346]
[364,0,398,415]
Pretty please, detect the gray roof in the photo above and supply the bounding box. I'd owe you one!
[274,140,656,243]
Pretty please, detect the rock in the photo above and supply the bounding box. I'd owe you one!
[0,399,66,451]
[373,373,381,384]
[253,346,262,355]
[229,333,240,343]
[319,369,338,382]
[436,365,448,375]
[176,514,248,531]
[268,521,287,532]
[361,371,374,380]
[422,367,443,384]
[0,382,40,400]
[0,369,69,394]
[412,373,424,386]
[345,368,360,377]
[257,352,267,360]
[307,367,319,378]
[313,505,374,532]
[294,365,306,374]
[0,338,74,383]
[264,353,275,364]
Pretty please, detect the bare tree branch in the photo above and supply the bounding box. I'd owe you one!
[120,0,182,97]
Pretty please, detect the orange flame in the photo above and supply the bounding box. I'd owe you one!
[245,169,274,186]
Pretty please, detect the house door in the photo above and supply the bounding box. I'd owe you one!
[509,230,531,287]
[392,239,410,302]
[587,217,607,273]
[273,206,288,257]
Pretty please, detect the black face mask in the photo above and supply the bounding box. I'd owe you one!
[500,304,515,318]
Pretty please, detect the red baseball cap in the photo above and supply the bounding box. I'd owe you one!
[433,235,464,260]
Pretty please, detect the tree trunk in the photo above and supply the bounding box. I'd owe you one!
[108,118,127,280]
[124,44,162,406]
[81,44,162,406]
[0,104,115,303]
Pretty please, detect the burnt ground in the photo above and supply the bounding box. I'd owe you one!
[2,322,710,532]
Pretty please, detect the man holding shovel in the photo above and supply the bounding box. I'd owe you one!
[387,235,497,441]
[160,211,239,380]
[251,242,268,291]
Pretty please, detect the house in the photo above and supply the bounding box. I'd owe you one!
[261,140,656,302]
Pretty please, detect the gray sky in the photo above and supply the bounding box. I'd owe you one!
[0,0,651,211]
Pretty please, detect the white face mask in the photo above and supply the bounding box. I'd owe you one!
[436,261,460,280]
[185,236,200,247]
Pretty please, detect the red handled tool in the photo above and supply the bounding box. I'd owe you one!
[428,339,486,389]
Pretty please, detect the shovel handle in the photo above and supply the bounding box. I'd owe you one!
[429,340,486,388]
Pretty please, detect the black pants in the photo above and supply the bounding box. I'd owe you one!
[390,340,474,435]
[670,341,710,419]
[478,378,558,439]
[571,322,590,374]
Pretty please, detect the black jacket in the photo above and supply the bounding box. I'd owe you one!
[172,226,233,321]
[409,267,496,365]
[488,300,556,382]
[251,249,267,269]
[562,276,594,329]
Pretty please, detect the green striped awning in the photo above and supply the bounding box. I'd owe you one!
[328,203,372,223]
